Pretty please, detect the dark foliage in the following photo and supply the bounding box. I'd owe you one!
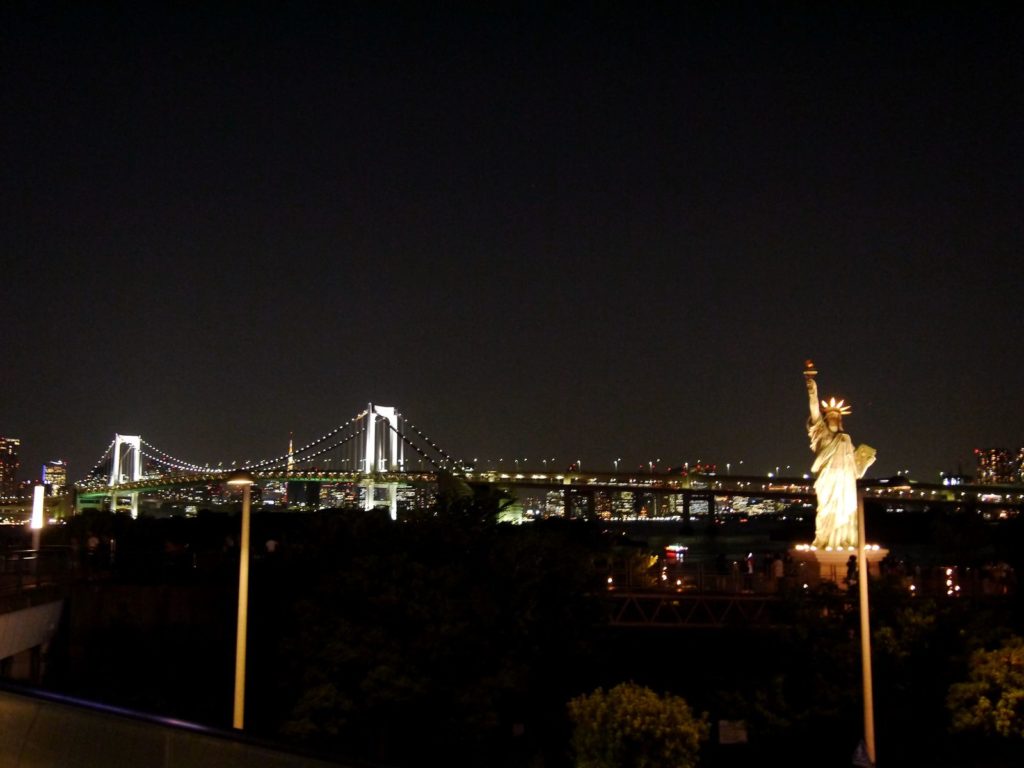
[270,509,609,766]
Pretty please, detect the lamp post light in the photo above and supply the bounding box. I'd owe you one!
[227,470,255,730]
[31,484,45,551]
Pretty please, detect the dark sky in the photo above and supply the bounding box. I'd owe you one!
[3,3,1022,483]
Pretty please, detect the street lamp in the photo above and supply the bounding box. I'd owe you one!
[227,470,255,730]
[856,477,905,765]
[855,480,874,764]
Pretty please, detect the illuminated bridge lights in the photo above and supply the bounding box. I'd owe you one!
[73,413,1024,518]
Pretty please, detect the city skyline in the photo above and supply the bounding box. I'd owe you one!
[4,413,1022,491]
[3,6,1021,485]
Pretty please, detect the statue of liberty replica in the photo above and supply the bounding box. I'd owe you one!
[803,361,876,549]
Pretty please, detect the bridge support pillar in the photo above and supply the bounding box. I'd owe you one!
[387,482,398,521]
[361,480,399,520]
[108,491,139,518]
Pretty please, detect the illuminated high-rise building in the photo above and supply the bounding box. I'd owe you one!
[974,448,1024,485]
[42,459,68,495]
[0,437,20,497]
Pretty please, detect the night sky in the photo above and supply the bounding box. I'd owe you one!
[3,4,1021,483]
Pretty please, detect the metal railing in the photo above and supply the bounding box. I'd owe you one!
[0,546,74,599]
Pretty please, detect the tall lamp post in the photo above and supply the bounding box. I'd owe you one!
[855,481,875,765]
[227,470,255,730]
[857,477,908,766]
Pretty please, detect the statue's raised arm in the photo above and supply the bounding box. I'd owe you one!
[804,360,821,424]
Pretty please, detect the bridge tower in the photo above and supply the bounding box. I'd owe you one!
[109,434,142,518]
[361,404,403,520]
[362,404,404,473]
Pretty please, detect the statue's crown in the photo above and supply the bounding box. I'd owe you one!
[821,397,851,416]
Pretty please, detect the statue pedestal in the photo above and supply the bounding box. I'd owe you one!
[789,546,889,587]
